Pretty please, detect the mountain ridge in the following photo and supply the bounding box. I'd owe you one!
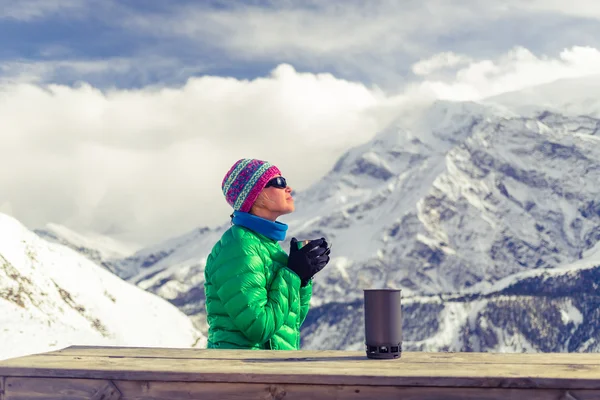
[32,79,600,352]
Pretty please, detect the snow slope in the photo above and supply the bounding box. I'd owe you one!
[484,74,600,118]
[35,223,139,276]
[0,213,206,361]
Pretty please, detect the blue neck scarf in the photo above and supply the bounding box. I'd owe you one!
[231,211,288,241]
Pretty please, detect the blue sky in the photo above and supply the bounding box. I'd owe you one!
[2,0,600,246]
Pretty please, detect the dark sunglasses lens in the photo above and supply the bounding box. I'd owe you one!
[267,177,286,188]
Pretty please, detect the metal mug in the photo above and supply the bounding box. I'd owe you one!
[363,289,402,359]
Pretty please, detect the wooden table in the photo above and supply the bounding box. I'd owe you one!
[1,346,600,399]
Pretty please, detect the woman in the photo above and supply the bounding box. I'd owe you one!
[204,158,330,350]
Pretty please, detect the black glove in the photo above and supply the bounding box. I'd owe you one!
[288,237,330,286]
[308,237,330,274]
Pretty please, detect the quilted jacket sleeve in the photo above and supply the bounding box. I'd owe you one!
[211,234,301,344]
[298,281,312,325]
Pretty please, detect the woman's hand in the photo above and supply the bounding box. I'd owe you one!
[288,237,331,285]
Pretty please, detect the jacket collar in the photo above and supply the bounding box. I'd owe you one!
[231,211,288,241]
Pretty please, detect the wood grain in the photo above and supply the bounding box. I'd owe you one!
[4,378,600,400]
[2,353,600,389]
[90,381,120,400]
[560,391,600,400]
[45,346,600,365]
[2,347,600,393]
[4,378,121,400]
[107,381,600,400]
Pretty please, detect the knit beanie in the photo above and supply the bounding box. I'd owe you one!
[221,158,282,212]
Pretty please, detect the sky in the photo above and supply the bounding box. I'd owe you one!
[2,0,600,248]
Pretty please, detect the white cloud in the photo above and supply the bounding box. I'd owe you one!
[143,1,505,55]
[514,0,600,19]
[4,44,600,246]
[0,57,206,88]
[126,1,510,87]
[0,0,85,21]
[110,0,600,92]
[3,0,600,92]
[412,46,600,101]
[0,64,396,246]
[412,52,473,76]
[0,59,134,84]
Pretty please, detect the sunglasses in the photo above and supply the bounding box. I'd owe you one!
[265,176,287,189]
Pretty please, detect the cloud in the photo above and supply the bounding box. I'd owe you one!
[123,0,513,87]
[140,1,505,56]
[514,0,600,19]
[412,52,473,76]
[0,57,209,87]
[0,0,86,21]
[0,59,133,84]
[3,0,600,92]
[412,46,600,101]
[0,64,396,246]
[119,0,600,89]
[4,43,600,246]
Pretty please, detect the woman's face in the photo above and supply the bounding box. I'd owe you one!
[252,175,295,219]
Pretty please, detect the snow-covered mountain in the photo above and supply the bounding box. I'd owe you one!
[483,74,600,118]
[0,213,206,361]
[112,226,227,332]
[55,77,600,353]
[34,223,139,277]
[284,101,600,303]
[293,98,600,351]
[302,241,600,352]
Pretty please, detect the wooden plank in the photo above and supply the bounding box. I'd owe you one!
[2,354,600,389]
[4,378,600,400]
[45,346,600,366]
[4,378,121,400]
[1,376,5,400]
[106,381,600,400]
[90,381,120,400]
[569,391,600,400]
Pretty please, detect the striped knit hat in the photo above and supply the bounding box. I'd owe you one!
[221,158,282,212]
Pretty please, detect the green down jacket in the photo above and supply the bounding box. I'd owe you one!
[204,224,312,350]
